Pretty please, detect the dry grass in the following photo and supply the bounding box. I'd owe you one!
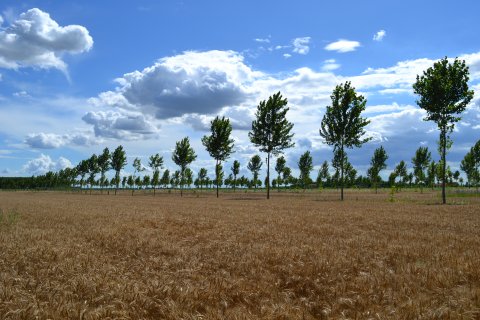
[0,189,479,319]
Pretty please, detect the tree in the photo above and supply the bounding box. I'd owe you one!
[249,92,295,199]
[76,159,89,192]
[247,155,263,190]
[282,167,291,187]
[275,156,286,192]
[111,145,127,195]
[172,137,197,197]
[413,57,474,204]
[214,164,224,189]
[127,175,134,190]
[231,160,240,192]
[198,168,208,189]
[368,146,388,193]
[87,154,100,194]
[461,140,480,191]
[202,116,235,198]
[316,161,330,188]
[298,151,313,190]
[132,158,144,196]
[143,175,150,189]
[161,169,170,189]
[149,153,164,196]
[412,146,432,192]
[122,176,127,189]
[394,161,408,188]
[319,82,371,200]
[427,161,437,190]
[97,147,111,193]
[184,168,193,188]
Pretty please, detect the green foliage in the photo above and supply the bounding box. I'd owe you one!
[249,92,295,198]
[97,147,111,189]
[172,137,197,196]
[316,161,330,188]
[412,146,431,190]
[247,155,263,189]
[231,160,240,191]
[202,116,234,197]
[320,82,371,200]
[298,151,313,189]
[460,140,480,190]
[111,145,127,192]
[368,146,388,193]
[275,156,286,191]
[413,57,474,204]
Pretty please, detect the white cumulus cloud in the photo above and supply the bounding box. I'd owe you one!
[373,30,386,41]
[324,39,361,53]
[91,50,258,120]
[25,132,98,149]
[0,8,93,72]
[292,37,311,55]
[23,154,72,175]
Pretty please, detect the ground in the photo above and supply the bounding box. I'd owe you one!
[0,189,479,319]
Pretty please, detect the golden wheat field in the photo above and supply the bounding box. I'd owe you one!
[0,189,479,319]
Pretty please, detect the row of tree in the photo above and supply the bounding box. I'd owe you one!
[1,57,476,203]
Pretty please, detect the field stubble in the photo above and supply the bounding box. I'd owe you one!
[0,190,479,319]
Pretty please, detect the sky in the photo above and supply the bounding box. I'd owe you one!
[0,0,479,180]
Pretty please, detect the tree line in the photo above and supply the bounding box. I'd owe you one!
[1,57,477,203]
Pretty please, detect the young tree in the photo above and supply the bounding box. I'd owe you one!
[149,153,164,196]
[122,176,127,189]
[111,145,127,195]
[319,82,371,200]
[161,169,170,189]
[247,155,263,191]
[143,175,150,189]
[202,116,235,198]
[427,161,437,190]
[298,151,313,190]
[368,146,388,193]
[231,160,240,192]
[184,168,193,188]
[172,137,197,197]
[249,92,295,199]
[412,146,432,192]
[413,57,474,204]
[214,164,224,189]
[198,168,208,189]
[394,161,408,188]
[461,140,480,191]
[127,175,134,190]
[275,156,286,192]
[76,159,89,191]
[132,158,144,196]
[316,161,330,188]
[282,167,291,188]
[87,154,100,194]
[97,147,111,193]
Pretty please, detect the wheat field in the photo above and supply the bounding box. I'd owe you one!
[0,190,479,319]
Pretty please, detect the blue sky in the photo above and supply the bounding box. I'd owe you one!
[0,0,479,180]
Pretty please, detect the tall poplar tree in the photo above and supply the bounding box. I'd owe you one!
[111,145,127,195]
[319,82,371,200]
[202,116,234,198]
[413,57,474,204]
[249,92,294,199]
[172,137,197,197]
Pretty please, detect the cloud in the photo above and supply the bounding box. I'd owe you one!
[321,59,340,72]
[25,132,98,149]
[254,37,270,43]
[292,37,311,55]
[283,53,292,59]
[82,110,159,140]
[373,30,386,41]
[324,39,360,53]
[13,90,30,98]
[23,154,72,175]
[0,8,93,72]
[91,50,256,120]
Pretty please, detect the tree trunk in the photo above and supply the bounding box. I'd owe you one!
[267,153,270,199]
[441,130,446,204]
[340,146,344,201]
